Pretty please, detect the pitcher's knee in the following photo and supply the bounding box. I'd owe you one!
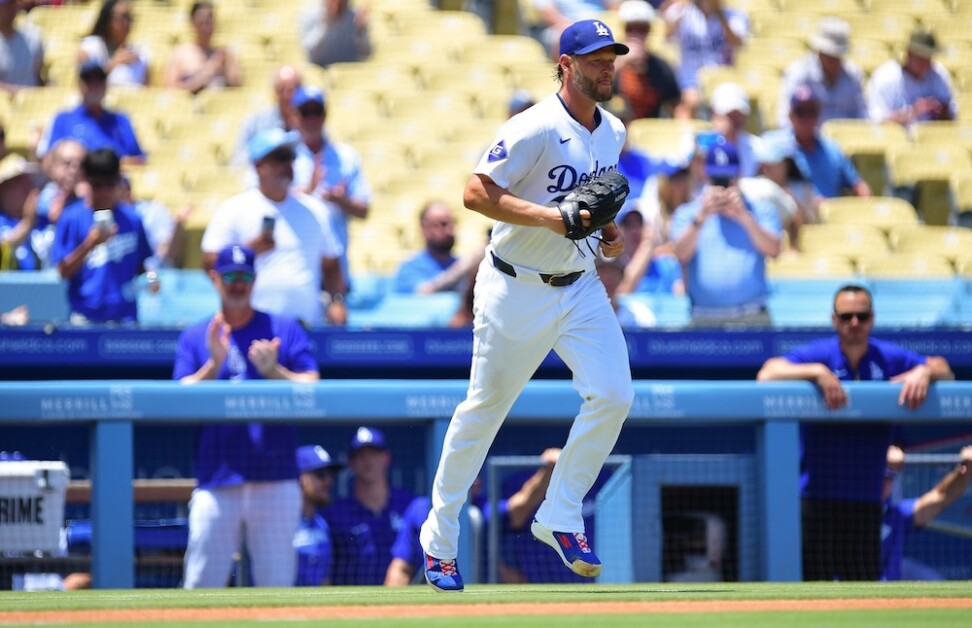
[592,379,634,420]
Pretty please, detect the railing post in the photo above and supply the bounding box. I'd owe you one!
[90,420,134,589]
[757,419,802,581]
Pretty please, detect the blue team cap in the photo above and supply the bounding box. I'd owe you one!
[350,426,387,454]
[214,245,255,274]
[704,136,741,179]
[292,85,326,109]
[559,19,630,56]
[247,127,300,163]
[296,445,342,474]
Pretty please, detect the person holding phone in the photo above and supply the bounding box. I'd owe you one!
[671,135,781,328]
[756,284,954,581]
[52,147,152,324]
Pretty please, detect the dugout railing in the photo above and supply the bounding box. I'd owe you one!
[1,380,971,589]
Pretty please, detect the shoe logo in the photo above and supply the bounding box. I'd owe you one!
[559,137,571,144]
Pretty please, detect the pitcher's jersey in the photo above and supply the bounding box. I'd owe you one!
[475,93,625,273]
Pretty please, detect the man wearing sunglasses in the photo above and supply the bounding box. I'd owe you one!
[757,283,954,581]
[174,244,320,588]
[201,127,347,326]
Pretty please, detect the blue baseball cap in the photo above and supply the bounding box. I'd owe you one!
[247,127,300,163]
[214,244,255,274]
[296,445,342,474]
[704,136,741,179]
[559,19,629,56]
[350,426,387,454]
[292,85,326,109]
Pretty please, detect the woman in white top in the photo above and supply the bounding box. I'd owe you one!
[163,1,242,94]
[78,0,150,87]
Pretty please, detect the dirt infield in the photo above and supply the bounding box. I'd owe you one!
[3,597,972,624]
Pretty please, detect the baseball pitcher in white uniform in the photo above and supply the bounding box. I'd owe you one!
[420,19,635,592]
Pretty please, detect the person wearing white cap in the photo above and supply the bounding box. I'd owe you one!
[866,29,956,128]
[777,16,867,129]
[708,82,757,178]
[663,0,748,119]
[0,153,40,271]
[738,129,816,250]
[201,127,348,326]
[614,0,683,119]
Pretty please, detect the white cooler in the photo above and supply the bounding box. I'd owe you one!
[0,461,69,554]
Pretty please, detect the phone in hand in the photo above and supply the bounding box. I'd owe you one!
[93,209,115,234]
[262,215,275,237]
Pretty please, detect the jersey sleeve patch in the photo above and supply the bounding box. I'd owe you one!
[487,140,508,163]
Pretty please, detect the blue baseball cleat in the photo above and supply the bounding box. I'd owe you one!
[530,520,602,578]
[424,555,464,592]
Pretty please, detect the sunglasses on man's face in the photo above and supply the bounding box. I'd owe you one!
[221,271,255,284]
[299,106,325,117]
[264,150,295,163]
[835,311,872,323]
[793,107,820,119]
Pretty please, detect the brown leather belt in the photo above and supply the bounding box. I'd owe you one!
[491,251,584,287]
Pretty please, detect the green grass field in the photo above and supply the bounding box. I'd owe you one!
[1,582,971,627]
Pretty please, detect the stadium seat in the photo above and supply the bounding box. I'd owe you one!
[857,252,956,279]
[894,225,972,265]
[459,35,550,69]
[862,0,951,19]
[910,121,972,156]
[347,293,461,329]
[845,38,894,77]
[347,273,391,310]
[766,253,857,279]
[618,293,691,328]
[820,120,910,196]
[775,0,863,15]
[627,119,709,162]
[137,278,219,327]
[866,277,963,328]
[818,196,919,234]
[767,294,834,328]
[733,39,807,75]
[797,223,890,265]
[843,13,917,48]
[0,270,70,325]
[886,145,972,226]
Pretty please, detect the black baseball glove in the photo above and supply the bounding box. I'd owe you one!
[557,170,630,240]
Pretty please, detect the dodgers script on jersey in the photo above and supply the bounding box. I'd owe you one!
[477,93,626,273]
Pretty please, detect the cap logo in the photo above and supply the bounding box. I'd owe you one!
[232,246,246,265]
[593,21,609,37]
[714,149,729,167]
[356,427,374,443]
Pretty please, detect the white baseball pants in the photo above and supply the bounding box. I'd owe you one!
[183,480,300,588]
[421,260,634,560]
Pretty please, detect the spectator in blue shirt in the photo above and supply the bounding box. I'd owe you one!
[392,200,462,294]
[671,135,781,327]
[787,83,870,199]
[52,148,152,324]
[36,59,146,165]
[294,444,343,587]
[324,426,416,585]
[882,444,972,581]
[756,283,954,581]
[174,244,320,588]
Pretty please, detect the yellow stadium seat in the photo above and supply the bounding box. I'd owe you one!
[324,62,420,94]
[948,172,972,218]
[887,145,972,225]
[862,0,951,19]
[508,62,559,95]
[818,196,919,234]
[734,38,807,74]
[393,9,489,41]
[843,14,918,48]
[627,118,711,162]
[24,4,97,39]
[459,35,550,68]
[371,34,464,66]
[910,120,972,156]
[767,252,857,279]
[797,223,890,264]
[775,0,863,15]
[893,225,972,264]
[820,119,910,195]
[749,11,834,40]
[857,252,955,279]
[845,38,894,77]
[421,63,512,98]
[726,0,781,13]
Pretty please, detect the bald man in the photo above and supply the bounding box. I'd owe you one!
[233,65,303,166]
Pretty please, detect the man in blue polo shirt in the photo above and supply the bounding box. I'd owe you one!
[36,59,146,164]
[757,283,953,581]
[672,135,782,327]
[52,148,152,323]
[787,83,871,199]
[174,244,320,588]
